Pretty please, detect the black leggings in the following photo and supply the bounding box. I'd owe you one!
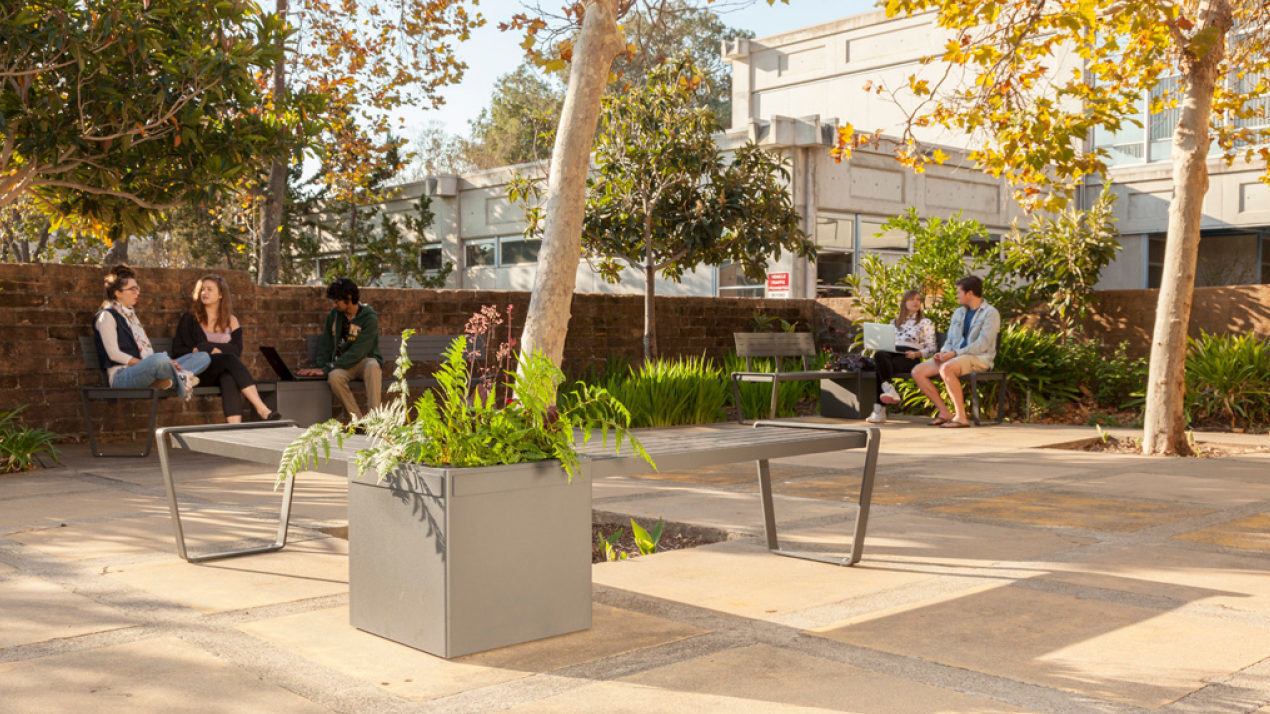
[201,353,258,418]
[875,350,921,406]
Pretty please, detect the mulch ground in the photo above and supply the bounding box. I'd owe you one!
[591,521,723,563]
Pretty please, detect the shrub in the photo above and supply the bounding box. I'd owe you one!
[1185,332,1270,430]
[601,355,729,427]
[0,406,60,473]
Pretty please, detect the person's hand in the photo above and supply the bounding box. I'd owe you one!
[171,359,181,368]
[936,351,955,362]
[905,350,920,359]
[211,347,221,354]
[191,347,199,352]
[297,368,323,377]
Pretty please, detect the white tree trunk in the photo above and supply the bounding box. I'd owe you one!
[1142,0,1231,455]
[257,0,289,286]
[518,0,625,367]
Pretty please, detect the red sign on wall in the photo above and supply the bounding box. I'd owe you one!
[766,273,790,290]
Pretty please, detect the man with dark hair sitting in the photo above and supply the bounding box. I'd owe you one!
[298,278,382,419]
[910,275,1000,428]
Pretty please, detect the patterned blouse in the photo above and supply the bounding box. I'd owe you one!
[894,316,938,357]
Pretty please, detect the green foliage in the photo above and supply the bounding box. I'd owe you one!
[996,186,1121,333]
[750,312,801,333]
[993,325,1084,406]
[843,209,1003,326]
[0,406,60,473]
[631,518,665,556]
[598,529,627,562]
[278,330,653,485]
[464,63,565,169]
[318,194,454,289]
[599,356,729,427]
[2,0,311,236]
[1185,332,1270,430]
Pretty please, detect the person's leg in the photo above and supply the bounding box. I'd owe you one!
[112,353,181,392]
[911,359,953,421]
[328,368,361,418]
[360,359,382,411]
[221,354,273,419]
[176,351,212,376]
[218,372,244,422]
[938,360,968,425]
[874,352,895,408]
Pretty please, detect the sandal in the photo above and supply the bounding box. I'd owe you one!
[941,420,971,429]
[928,416,950,426]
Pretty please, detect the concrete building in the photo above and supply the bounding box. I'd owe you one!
[346,8,1268,295]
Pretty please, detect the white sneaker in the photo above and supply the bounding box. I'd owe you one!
[880,381,901,405]
[865,404,887,424]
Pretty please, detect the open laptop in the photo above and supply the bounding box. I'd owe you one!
[861,322,897,353]
[260,346,326,381]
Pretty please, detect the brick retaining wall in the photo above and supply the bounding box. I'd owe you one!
[0,263,809,442]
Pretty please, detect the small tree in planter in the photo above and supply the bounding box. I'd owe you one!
[278,306,651,658]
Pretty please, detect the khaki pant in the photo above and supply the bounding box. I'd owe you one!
[328,357,381,419]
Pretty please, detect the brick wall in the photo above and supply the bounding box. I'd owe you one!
[0,263,809,442]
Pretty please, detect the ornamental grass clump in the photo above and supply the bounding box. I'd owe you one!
[278,306,651,484]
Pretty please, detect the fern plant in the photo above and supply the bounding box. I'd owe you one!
[278,328,653,485]
[0,405,60,473]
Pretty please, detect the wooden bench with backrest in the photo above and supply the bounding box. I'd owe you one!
[731,332,843,422]
[79,336,277,458]
[304,332,484,393]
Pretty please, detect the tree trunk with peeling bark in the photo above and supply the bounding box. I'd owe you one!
[1142,0,1231,455]
[257,0,289,286]
[518,0,626,368]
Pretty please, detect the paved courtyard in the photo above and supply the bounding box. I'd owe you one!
[1,419,1268,713]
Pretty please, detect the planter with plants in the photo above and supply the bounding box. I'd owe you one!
[279,309,650,658]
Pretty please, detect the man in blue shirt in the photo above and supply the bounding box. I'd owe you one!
[910,275,1000,428]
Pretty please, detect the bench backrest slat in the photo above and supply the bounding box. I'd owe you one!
[80,335,174,371]
[733,332,817,371]
[305,333,485,366]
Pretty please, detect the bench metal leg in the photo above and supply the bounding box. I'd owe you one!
[731,374,746,424]
[970,374,983,426]
[752,421,880,567]
[81,390,161,458]
[156,421,299,563]
[768,380,781,420]
[997,376,1008,424]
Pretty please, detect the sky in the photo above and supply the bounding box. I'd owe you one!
[400,0,881,142]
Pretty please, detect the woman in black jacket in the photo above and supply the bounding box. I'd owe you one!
[172,274,280,423]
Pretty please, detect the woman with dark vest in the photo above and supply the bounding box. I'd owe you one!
[172,274,280,422]
[92,265,209,398]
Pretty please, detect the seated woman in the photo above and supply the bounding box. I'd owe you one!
[93,264,209,398]
[172,274,280,423]
[865,289,938,424]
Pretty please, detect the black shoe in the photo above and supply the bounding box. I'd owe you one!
[265,411,283,421]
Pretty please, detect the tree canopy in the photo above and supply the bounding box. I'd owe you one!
[0,0,303,239]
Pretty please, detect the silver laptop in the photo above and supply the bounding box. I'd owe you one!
[861,322,897,352]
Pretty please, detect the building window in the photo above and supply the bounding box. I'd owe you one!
[1147,234,1165,288]
[814,214,856,296]
[717,262,764,298]
[465,239,497,267]
[500,237,541,265]
[1262,234,1270,285]
[858,217,907,252]
[419,244,445,272]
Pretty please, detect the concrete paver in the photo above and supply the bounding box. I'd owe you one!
[816,582,1270,708]
[0,574,137,649]
[1175,512,1270,551]
[929,490,1213,532]
[0,637,327,713]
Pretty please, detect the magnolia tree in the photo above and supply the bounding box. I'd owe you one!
[507,0,788,369]
[512,57,809,359]
[840,0,1270,455]
[1,0,301,249]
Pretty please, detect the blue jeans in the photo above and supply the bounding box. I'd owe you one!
[111,352,211,397]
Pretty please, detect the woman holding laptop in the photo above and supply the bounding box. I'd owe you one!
[866,289,937,424]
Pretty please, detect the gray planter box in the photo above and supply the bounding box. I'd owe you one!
[820,373,877,419]
[348,458,592,658]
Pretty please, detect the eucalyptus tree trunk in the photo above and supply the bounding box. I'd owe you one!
[257,0,288,286]
[1142,0,1231,455]
[519,0,625,367]
[643,240,657,360]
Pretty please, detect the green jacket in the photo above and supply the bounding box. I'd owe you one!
[316,303,381,373]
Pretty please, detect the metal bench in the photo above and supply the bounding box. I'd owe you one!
[731,332,844,422]
[79,336,276,458]
[156,420,880,567]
